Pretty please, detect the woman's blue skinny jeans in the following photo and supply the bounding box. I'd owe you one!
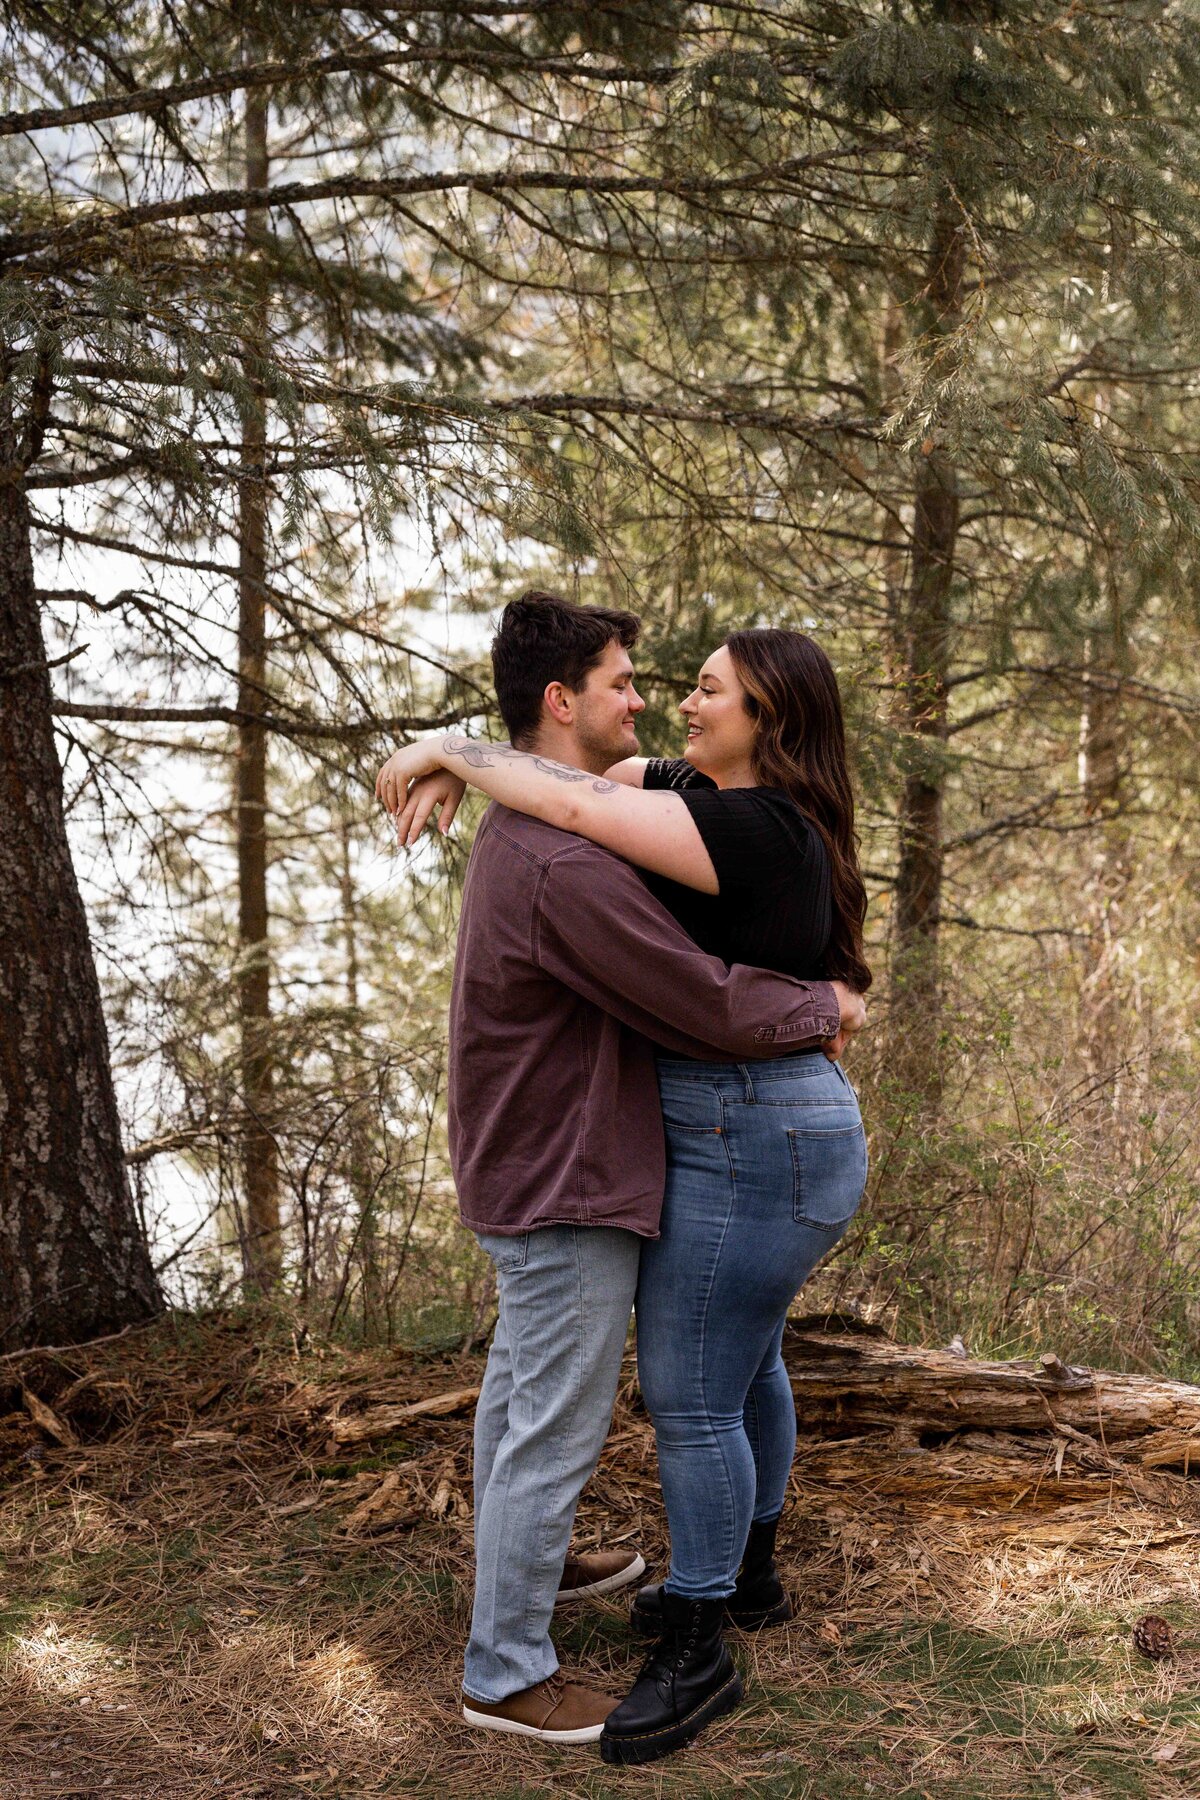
[635,1053,868,1600]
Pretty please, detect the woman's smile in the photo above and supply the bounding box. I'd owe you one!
[678,645,758,786]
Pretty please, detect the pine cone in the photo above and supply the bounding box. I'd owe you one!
[1132,1614,1175,1661]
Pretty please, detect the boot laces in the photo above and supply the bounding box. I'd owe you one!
[640,1605,701,1685]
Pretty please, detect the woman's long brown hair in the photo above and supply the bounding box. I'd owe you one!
[725,629,872,992]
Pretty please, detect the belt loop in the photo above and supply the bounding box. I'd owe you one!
[737,1062,754,1102]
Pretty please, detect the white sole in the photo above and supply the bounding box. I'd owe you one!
[462,1706,606,1743]
[554,1551,646,1606]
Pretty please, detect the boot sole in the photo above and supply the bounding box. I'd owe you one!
[462,1706,607,1744]
[630,1594,792,1636]
[555,1552,647,1607]
[599,1668,744,1766]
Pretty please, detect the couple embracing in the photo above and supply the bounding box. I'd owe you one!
[376,591,871,1766]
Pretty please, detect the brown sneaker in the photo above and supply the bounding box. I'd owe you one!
[555,1547,646,1606]
[463,1673,618,1742]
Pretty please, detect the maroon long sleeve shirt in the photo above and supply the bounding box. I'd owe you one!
[448,805,841,1238]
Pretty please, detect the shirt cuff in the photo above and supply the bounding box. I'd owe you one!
[753,982,840,1044]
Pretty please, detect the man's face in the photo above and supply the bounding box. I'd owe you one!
[569,639,646,770]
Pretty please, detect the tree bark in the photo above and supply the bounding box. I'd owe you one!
[0,391,160,1349]
[235,84,280,1291]
[891,204,965,1051]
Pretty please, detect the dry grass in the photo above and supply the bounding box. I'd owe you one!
[1,1314,1199,1799]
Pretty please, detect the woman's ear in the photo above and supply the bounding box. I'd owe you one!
[542,680,574,727]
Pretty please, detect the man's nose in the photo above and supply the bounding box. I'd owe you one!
[628,684,647,714]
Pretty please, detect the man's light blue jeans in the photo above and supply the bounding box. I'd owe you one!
[463,1223,640,1703]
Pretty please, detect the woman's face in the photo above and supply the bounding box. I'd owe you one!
[679,644,758,785]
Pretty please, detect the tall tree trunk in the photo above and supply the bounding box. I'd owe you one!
[1078,568,1131,1096]
[337,818,384,1339]
[0,379,159,1349]
[891,203,965,1058]
[880,296,907,693]
[235,86,280,1291]
[339,818,361,1019]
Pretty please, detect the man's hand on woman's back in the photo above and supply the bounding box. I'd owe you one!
[824,981,867,1062]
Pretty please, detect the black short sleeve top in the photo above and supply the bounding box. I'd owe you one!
[642,758,832,981]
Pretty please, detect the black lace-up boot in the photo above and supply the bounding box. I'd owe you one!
[600,1591,742,1765]
[631,1516,792,1636]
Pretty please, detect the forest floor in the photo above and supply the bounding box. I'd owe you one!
[1,1314,1199,1800]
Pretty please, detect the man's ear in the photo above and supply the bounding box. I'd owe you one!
[542,680,574,727]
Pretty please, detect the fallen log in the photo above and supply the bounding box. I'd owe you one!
[783,1327,1200,1468]
[325,1335,1200,1470]
[330,1384,481,1446]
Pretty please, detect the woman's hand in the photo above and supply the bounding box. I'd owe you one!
[393,770,468,847]
[375,738,446,817]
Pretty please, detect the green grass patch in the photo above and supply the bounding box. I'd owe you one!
[314,1441,413,1479]
[843,1618,1100,1733]
[552,1609,637,1659]
[1070,1749,1151,1797]
[394,1565,461,1611]
[1141,1690,1200,1728]
[746,1679,880,1745]
[308,1555,461,1619]
[0,1597,38,1650]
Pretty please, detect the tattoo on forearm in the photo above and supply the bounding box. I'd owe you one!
[441,736,618,794]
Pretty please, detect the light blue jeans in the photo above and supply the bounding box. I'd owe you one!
[636,1055,868,1600]
[464,1224,641,1702]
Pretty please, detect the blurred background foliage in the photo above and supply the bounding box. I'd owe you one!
[10,0,1200,1369]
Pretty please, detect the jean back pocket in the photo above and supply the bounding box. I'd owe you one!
[789,1123,868,1231]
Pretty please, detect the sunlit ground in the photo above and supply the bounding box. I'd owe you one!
[2,1316,1198,1799]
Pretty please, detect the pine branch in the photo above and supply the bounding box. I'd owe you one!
[944,793,1070,852]
[941,916,1089,942]
[30,517,492,700]
[499,391,874,437]
[0,152,885,264]
[51,701,482,740]
[54,361,875,444]
[945,662,1200,719]
[0,43,741,142]
[26,456,166,490]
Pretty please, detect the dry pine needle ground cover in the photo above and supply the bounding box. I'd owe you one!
[1,1314,1198,1800]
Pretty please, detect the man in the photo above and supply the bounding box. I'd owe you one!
[378,591,863,1745]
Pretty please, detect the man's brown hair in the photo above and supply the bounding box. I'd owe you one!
[492,589,640,746]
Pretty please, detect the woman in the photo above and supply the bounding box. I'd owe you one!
[377,629,870,1764]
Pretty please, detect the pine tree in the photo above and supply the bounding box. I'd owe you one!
[466,2,1200,1063]
[0,0,696,1337]
[9,1,1200,1342]
[0,2,503,1339]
